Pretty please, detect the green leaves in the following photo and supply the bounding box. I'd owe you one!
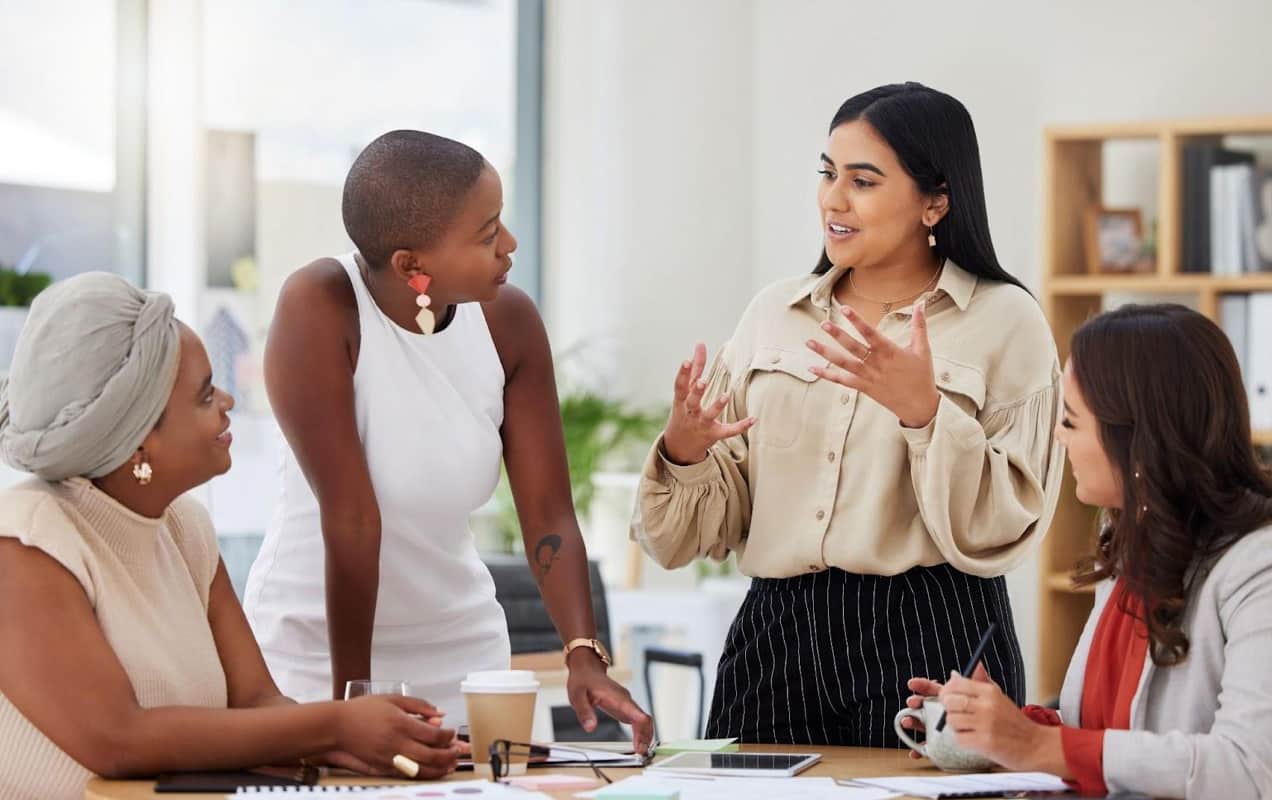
[558,391,665,517]
[0,267,53,307]
[489,388,666,552]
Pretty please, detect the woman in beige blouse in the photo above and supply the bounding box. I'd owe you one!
[634,82,1065,747]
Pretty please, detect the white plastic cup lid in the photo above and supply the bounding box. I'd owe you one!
[461,670,540,694]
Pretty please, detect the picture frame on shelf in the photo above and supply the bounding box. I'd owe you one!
[1084,207,1153,274]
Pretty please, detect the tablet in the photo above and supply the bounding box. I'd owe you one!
[647,751,821,777]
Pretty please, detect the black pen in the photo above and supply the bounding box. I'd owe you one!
[935,622,998,732]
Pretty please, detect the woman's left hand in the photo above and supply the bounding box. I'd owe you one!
[938,670,1057,772]
[806,303,940,429]
[566,651,655,754]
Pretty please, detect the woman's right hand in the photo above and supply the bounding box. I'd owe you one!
[662,343,757,465]
[332,695,461,778]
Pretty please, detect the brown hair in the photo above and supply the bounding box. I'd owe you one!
[1070,304,1272,666]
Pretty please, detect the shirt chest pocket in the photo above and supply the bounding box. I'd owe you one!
[932,356,987,418]
[745,346,821,448]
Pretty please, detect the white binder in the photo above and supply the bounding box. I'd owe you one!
[1248,293,1272,431]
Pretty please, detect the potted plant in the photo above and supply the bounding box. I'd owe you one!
[0,265,53,372]
[482,388,666,554]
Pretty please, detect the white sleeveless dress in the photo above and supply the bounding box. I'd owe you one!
[243,253,511,720]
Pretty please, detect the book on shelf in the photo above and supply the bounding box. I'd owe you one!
[1208,162,1272,275]
[1219,292,1272,433]
[1220,294,1249,382]
[1250,166,1272,272]
[1183,142,1254,273]
[1248,293,1272,431]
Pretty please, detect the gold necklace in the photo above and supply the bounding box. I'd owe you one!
[846,266,942,313]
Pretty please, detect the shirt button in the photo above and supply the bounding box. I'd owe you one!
[940,370,951,383]
[770,354,782,364]
[827,451,836,463]
[809,564,820,571]
[840,394,850,405]
[815,509,825,520]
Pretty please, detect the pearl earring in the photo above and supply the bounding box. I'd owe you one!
[408,274,435,334]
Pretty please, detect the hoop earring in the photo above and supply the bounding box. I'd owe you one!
[407,274,435,334]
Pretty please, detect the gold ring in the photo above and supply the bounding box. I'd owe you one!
[393,753,420,778]
[862,348,873,362]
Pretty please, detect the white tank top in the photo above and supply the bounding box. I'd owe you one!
[244,253,511,716]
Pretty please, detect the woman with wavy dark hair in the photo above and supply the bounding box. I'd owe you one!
[633,82,1065,746]
[906,304,1272,798]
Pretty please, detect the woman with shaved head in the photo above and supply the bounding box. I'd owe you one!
[243,131,652,751]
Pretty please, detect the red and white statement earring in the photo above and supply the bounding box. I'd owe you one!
[408,274,434,334]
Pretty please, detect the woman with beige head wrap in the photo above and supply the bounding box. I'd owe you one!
[0,274,463,800]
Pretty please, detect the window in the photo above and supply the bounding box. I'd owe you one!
[190,0,534,593]
[0,0,145,284]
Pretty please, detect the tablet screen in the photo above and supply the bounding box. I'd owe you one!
[650,751,820,776]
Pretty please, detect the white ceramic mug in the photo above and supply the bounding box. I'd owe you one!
[893,697,997,772]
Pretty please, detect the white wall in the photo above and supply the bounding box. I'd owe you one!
[542,0,755,406]
[544,0,1272,701]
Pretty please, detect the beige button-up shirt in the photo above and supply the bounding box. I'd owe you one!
[633,260,1065,579]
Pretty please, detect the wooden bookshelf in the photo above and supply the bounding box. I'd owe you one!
[1037,115,1272,700]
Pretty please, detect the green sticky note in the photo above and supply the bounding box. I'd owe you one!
[653,737,740,754]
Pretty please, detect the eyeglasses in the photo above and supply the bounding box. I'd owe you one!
[488,739,613,784]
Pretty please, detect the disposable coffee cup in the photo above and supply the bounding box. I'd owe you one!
[461,670,540,777]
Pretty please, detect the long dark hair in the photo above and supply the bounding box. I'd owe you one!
[813,82,1026,293]
[1070,304,1272,666]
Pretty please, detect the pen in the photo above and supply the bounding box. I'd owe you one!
[936,622,998,732]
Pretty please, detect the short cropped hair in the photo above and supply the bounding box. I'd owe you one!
[341,130,486,268]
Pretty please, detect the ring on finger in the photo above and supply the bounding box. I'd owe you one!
[862,347,874,363]
[393,753,420,778]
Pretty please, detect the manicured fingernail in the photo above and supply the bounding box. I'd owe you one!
[682,361,690,370]
[718,394,728,404]
[696,381,706,390]
[821,322,833,332]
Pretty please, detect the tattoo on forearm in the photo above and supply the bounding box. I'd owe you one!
[534,534,563,579]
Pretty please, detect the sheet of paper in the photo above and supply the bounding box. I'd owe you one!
[847,771,1071,797]
[654,738,740,755]
[579,775,899,800]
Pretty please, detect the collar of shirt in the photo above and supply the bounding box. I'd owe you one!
[786,258,977,314]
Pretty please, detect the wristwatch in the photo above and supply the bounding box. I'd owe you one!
[563,637,612,667]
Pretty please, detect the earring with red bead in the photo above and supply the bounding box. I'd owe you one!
[408,274,434,334]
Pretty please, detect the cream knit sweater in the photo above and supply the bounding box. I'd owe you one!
[0,478,228,800]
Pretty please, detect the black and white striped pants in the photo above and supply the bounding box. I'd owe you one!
[704,563,1025,747]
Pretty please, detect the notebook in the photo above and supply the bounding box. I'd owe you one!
[845,771,1071,798]
[231,780,551,797]
[154,766,317,792]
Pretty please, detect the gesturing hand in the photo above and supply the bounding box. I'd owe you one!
[662,343,756,465]
[806,303,940,429]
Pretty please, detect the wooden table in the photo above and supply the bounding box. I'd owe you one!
[85,745,938,799]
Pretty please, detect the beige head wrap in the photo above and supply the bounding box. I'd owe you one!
[0,272,181,481]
